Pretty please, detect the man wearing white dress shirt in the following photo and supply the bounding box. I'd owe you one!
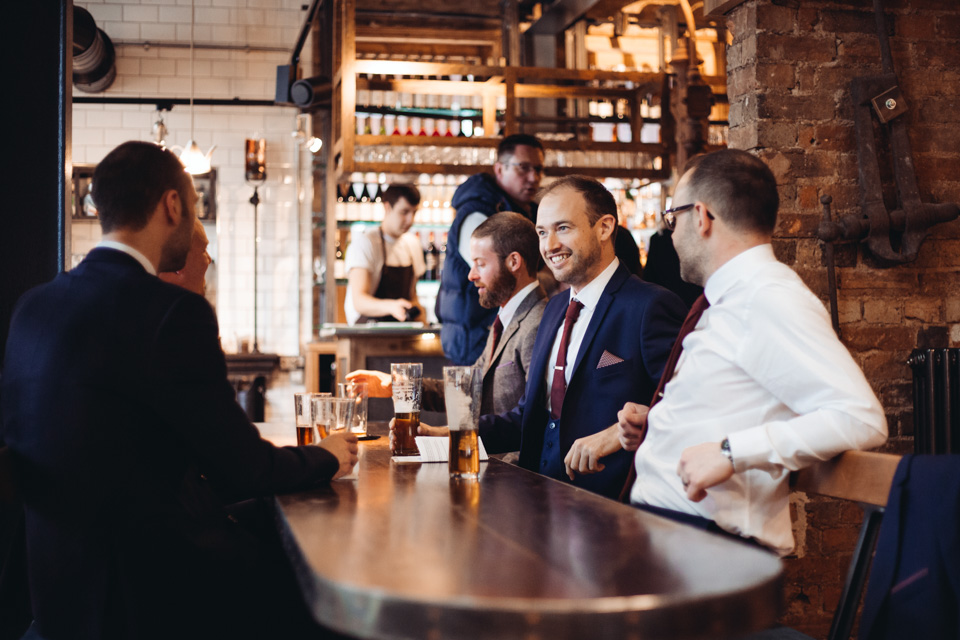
[617,149,888,554]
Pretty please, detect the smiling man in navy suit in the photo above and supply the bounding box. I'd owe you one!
[1,141,357,640]
[472,176,686,498]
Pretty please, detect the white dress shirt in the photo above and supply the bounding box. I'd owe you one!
[497,281,539,330]
[544,258,620,415]
[96,240,156,275]
[631,244,887,554]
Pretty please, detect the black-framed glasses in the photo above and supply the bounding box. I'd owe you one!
[661,203,713,231]
[505,161,544,176]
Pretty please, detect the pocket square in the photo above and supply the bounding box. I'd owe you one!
[597,350,624,368]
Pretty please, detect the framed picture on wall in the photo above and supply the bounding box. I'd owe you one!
[193,168,217,221]
[72,164,98,219]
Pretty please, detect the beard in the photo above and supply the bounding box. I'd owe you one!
[477,266,517,309]
[158,211,194,273]
[673,228,705,287]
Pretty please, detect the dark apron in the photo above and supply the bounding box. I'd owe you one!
[357,228,416,323]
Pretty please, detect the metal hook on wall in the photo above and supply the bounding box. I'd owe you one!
[816,0,959,267]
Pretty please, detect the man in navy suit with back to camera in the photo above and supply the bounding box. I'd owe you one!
[457,175,687,498]
[1,141,357,640]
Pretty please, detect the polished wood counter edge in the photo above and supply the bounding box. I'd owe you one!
[273,434,783,640]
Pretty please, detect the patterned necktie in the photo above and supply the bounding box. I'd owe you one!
[488,316,504,364]
[650,293,710,406]
[549,299,584,420]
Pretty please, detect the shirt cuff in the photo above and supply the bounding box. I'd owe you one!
[724,428,771,473]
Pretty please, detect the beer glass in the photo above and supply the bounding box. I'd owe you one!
[391,363,422,456]
[294,392,330,445]
[338,381,368,436]
[313,396,356,440]
[443,366,483,479]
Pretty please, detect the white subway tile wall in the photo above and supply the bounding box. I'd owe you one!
[72,0,316,367]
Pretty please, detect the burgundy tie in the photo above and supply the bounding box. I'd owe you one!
[550,299,584,420]
[488,316,504,364]
[619,293,709,502]
[650,293,710,407]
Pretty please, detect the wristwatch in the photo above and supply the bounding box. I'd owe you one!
[720,437,734,468]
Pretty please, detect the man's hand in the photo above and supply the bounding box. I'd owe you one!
[388,418,449,450]
[345,370,392,397]
[676,442,734,502]
[318,431,359,479]
[387,299,414,322]
[617,402,650,451]
[564,424,622,480]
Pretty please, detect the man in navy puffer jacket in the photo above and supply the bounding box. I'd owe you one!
[437,134,544,364]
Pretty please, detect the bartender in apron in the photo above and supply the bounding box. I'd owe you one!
[344,184,427,324]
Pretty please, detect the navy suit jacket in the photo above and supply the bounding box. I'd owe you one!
[479,263,686,498]
[0,249,339,640]
[858,454,960,640]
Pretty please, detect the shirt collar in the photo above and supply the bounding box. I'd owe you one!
[570,257,620,312]
[704,244,776,305]
[498,281,539,328]
[96,240,157,276]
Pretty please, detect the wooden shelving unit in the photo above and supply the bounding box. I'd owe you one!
[313,0,726,327]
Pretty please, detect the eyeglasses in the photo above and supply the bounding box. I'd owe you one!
[505,161,544,176]
[661,203,714,231]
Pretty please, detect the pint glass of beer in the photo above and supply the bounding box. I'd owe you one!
[391,363,422,456]
[338,381,368,436]
[294,392,330,445]
[443,366,483,480]
[319,397,356,436]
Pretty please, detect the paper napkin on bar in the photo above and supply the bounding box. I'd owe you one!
[392,436,489,463]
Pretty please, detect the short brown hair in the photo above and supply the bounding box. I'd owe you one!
[382,184,420,207]
[682,149,779,234]
[471,211,540,277]
[536,175,618,243]
[92,141,193,233]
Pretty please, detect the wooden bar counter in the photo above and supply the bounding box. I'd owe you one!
[273,425,783,640]
[305,324,446,393]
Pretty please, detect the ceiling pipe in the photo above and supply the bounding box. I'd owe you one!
[72,6,116,93]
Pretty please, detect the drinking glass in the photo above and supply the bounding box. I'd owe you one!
[338,381,368,436]
[293,392,330,445]
[313,396,355,441]
[443,366,483,480]
[391,363,422,456]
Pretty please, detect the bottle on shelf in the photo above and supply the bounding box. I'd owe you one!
[437,232,448,279]
[423,231,439,281]
[334,237,345,280]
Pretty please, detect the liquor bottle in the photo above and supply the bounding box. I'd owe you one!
[437,232,448,279]
[424,232,439,281]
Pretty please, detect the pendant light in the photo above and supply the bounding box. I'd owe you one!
[179,0,215,174]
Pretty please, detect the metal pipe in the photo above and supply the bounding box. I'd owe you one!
[291,0,323,68]
[677,0,698,51]
[820,195,841,339]
[112,39,288,53]
[73,96,275,107]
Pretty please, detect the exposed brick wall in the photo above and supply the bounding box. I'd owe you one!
[726,0,960,636]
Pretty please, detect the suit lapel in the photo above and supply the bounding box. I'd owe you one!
[487,287,546,373]
[569,265,628,381]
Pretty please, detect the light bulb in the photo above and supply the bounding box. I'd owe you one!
[179,140,211,175]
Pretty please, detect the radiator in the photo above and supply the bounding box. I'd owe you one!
[908,348,960,454]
